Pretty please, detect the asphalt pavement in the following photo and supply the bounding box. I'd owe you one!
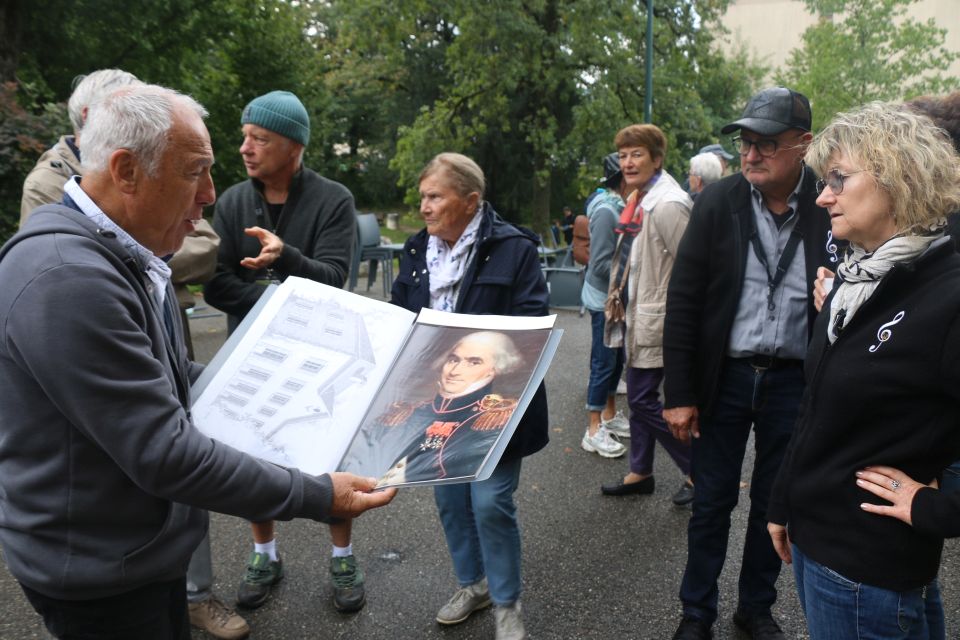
[2,288,959,640]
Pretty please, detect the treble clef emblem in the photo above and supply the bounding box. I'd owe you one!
[868,311,905,353]
[826,231,838,263]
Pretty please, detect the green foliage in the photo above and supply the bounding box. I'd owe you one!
[778,0,959,131]
[0,83,69,239]
[384,0,764,232]
[4,0,768,242]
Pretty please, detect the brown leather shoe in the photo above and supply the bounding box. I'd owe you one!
[189,595,250,640]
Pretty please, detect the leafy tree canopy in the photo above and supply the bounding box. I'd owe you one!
[777,0,959,131]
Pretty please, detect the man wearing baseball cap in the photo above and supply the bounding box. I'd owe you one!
[204,90,362,614]
[663,87,836,639]
[698,143,734,175]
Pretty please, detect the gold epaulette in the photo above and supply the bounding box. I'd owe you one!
[471,394,519,431]
[377,401,423,427]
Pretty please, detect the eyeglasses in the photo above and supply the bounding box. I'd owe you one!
[815,169,865,195]
[732,136,779,158]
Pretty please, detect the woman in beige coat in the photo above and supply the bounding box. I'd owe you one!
[600,124,695,505]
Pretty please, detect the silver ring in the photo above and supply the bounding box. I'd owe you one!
[891,479,901,490]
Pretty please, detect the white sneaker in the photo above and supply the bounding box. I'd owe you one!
[601,410,630,439]
[494,601,526,640]
[581,425,626,458]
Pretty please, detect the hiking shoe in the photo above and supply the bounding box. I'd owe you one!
[581,425,626,458]
[494,601,526,640]
[236,552,283,609]
[732,610,786,639]
[189,595,250,640]
[436,578,492,625]
[330,555,366,612]
[601,410,630,438]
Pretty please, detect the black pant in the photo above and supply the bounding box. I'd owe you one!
[20,577,190,640]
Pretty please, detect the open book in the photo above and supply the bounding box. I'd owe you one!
[191,276,561,488]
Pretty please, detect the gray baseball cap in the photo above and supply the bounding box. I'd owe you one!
[699,143,734,160]
[721,87,812,136]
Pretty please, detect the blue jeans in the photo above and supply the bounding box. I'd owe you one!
[792,544,943,640]
[679,358,803,624]
[586,310,624,411]
[434,457,523,606]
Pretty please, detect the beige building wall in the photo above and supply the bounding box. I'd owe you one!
[721,0,960,80]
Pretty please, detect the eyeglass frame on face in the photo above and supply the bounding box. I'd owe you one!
[731,135,780,158]
[815,169,866,196]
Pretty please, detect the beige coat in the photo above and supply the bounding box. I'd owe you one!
[625,171,692,368]
[20,136,81,225]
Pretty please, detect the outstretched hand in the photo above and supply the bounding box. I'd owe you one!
[240,226,284,270]
[328,472,397,519]
[856,465,936,527]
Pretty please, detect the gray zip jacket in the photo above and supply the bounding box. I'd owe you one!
[0,205,334,600]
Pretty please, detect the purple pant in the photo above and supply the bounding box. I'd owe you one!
[627,367,691,476]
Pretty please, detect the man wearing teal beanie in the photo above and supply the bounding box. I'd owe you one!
[204,90,362,613]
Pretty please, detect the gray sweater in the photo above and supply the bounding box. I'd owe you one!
[0,206,334,600]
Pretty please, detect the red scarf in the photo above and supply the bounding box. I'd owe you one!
[614,189,644,237]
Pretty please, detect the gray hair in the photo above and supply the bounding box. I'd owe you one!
[81,84,208,177]
[434,331,523,376]
[68,69,142,135]
[419,152,486,199]
[689,152,723,186]
[806,101,960,232]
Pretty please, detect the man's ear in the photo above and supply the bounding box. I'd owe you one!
[109,149,140,194]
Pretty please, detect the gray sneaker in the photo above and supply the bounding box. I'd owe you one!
[581,425,626,458]
[601,410,630,438]
[436,578,492,625]
[494,601,526,640]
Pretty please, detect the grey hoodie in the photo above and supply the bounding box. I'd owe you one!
[0,205,333,600]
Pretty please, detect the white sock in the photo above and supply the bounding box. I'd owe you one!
[254,539,278,562]
[332,544,352,558]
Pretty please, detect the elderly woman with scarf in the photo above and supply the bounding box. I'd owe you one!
[598,124,696,505]
[390,152,549,640]
[767,101,960,639]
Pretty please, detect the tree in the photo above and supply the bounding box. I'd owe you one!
[778,0,959,131]
[386,0,764,233]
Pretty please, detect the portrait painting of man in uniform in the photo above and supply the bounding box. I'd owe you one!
[337,325,552,487]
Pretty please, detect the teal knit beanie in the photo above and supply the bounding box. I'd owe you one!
[241,90,310,146]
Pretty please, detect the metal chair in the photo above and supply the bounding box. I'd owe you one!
[348,213,394,297]
[542,266,584,310]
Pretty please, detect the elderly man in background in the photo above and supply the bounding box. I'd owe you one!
[698,143,734,176]
[203,90,364,614]
[0,83,394,640]
[664,88,835,640]
[687,152,723,201]
[17,69,233,638]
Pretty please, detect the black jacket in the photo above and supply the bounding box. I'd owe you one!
[391,203,550,461]
[205,168,356,331]
[663,169,835,414]
[769,241,960,591]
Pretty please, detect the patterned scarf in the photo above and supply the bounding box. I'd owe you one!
[614,173,658,238]
[828,225,944,343]
[427,209,483,312]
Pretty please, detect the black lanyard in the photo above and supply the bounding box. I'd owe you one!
[747,211,803,311]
